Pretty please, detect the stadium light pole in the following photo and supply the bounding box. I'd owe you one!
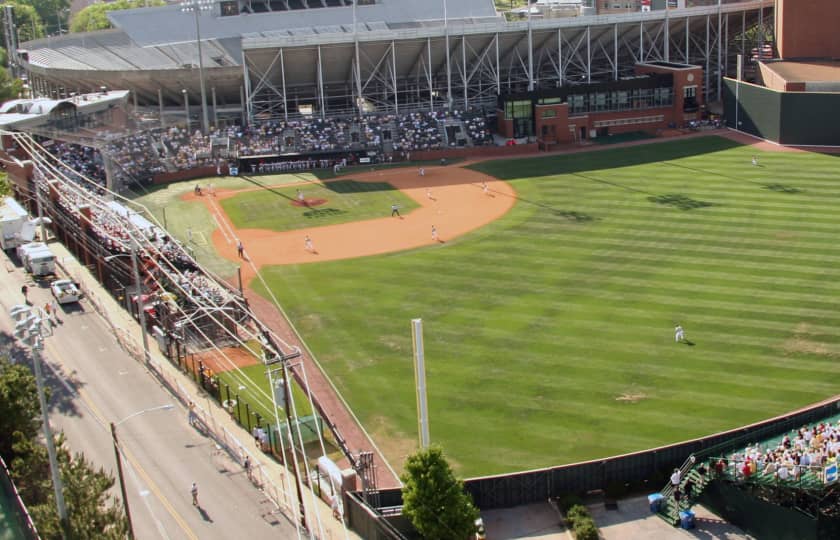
[181,0,211,134]
[182,89,190,131]
[9,305,68,538]
[111,404,174,540]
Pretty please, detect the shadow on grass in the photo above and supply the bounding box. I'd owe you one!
[302,208,347,219]
[763,184,803,194]
[233,175,296,201]
[467,136,743,180]
[321,180,397,194]
[647,194,715,211]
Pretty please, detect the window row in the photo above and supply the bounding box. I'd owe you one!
[568,87,673,114]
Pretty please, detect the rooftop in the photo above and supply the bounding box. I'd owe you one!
[107,0,499,48]
[763,60,840,84]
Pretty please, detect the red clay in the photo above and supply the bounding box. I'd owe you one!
[190,166,516,284]
[194,345,259,375]
[291,198,328,207]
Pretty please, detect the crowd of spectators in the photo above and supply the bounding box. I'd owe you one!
[43,108,494,186]
[104,131,167,183]
[719,420,840,484]
[43,141,107,187]
[36,152,233,314]
[392,111,444,152]
[159,126,215,170]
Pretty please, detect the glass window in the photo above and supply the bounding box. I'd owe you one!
[569,94,586,114]
[594,92,606,111]
[541,108,557,119]
[513,100,532,118]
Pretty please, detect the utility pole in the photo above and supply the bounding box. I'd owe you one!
[110,423,135,540]
[32,338,68,537]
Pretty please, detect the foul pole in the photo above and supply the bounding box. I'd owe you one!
[411,318,430,448]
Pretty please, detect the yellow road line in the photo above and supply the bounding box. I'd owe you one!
[43,340,198,540]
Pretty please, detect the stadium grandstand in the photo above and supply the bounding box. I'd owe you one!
[14,0,773,127]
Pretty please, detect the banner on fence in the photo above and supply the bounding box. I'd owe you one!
[825,464,837,484]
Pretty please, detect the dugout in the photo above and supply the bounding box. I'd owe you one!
[497,62,703,144]
[236,149,380,173]
[723,61,840,146]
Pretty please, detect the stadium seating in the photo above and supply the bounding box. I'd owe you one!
[44,108,493,182]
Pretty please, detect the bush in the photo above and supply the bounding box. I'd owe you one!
[573,518,599,540]
[565,504,589,527]
[557,494,584,514]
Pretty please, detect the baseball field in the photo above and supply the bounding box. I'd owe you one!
[135,136,840,477]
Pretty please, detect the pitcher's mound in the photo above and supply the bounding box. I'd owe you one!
[292,198,328,207]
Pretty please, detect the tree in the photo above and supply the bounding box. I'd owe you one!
[1,355,127,539]
[19,0,68,34]
[0,65,22,102]
[69,0,165,33]
[0,357,42,461]
[12,435,128,539]
[401,446,479,540]
[5,3,46,42]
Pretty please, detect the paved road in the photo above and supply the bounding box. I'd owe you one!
[0,263,297,539]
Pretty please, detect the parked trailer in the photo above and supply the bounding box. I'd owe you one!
[17,242,56,277]
[0,197,29,251]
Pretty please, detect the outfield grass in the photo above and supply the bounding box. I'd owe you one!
[251,136,840,476]
[219,179,420,232]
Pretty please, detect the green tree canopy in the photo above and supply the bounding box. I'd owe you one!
[5,3,46,42]
[0,65,23,102]
[1,355,127,538]
[69,0,164,33]
[0,357,42,461]
[19,0,68,33]
[401,446,480,540]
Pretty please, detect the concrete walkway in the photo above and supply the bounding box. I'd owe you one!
[588,495,753,540]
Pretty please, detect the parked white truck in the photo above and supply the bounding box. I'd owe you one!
[0,197,29,251]
[17,242,56,277]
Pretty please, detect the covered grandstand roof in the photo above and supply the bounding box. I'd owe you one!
[23,30,241,72]
[0,91,129,128]
[107,0,499,48]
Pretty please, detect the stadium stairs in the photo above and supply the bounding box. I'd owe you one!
[655,455,828,526]
[655,455,709,525]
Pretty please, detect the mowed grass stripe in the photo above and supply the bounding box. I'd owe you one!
[252,137,840,476]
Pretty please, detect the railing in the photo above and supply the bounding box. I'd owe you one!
[0,455,40,540]
[710,458,828,492]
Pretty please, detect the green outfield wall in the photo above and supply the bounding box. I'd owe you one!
[724,78,840,146]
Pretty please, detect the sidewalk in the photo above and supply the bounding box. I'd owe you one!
[48,241,360,540]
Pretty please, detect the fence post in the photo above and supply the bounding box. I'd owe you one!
[245,403,252,432]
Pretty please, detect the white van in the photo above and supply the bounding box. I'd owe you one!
[17,242,56,276]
